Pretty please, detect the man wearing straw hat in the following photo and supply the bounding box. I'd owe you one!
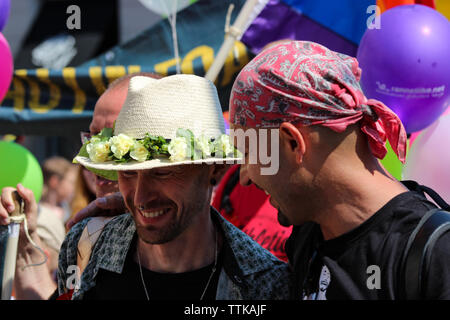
[228,40,450,300]
[2,74,290,300]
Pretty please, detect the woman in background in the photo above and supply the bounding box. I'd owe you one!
[69,166,96,229]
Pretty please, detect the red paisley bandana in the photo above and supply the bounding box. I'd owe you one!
[229,41,407,163]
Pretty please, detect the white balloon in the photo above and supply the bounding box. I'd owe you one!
[138,0,193,16]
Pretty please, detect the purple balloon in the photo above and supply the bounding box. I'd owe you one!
[0,0,10,31]
[357,5,450,133]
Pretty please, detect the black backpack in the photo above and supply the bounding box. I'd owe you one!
[399,182,450,300]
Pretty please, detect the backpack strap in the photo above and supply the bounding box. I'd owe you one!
[419,185,450,211]
[401,209,450,299]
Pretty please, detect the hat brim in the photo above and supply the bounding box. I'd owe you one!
[75,155,243,172]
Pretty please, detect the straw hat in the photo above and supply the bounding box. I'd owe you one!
[74,75,241,173]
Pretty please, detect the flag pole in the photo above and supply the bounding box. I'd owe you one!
[205,0,260,82]
[1,192,22,300]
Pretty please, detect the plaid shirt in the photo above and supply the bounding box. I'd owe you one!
[57,208,291,300]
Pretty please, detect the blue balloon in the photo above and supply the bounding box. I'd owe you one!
[0,0,10,31]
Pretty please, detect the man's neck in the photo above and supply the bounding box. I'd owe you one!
[134,212,220,273]
[310,160,409,241]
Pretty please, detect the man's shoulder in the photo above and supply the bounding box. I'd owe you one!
[64,214,132,246]
[57,213,134,297]
[224,222,282,260]
[59,213,134,274]
[213,209,292,299]
[216,210,285,264]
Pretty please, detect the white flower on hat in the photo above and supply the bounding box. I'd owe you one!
[86,140,111,163]
[89,136,101,144]
[213,134,234,157]
[195,135,212,159]
[110,134,134,159]
[130,141,149,162]
[168,137,190,162]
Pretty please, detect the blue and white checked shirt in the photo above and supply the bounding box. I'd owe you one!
[57,208,292,300]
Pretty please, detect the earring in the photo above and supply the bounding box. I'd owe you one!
[210,178,217,186]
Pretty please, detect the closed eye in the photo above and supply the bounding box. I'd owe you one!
[153,170,172,177]
[120,171,138,178]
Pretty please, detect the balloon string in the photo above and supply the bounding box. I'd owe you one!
[160,0,180,74]
[9,215,48,271]
[170,0,180,74]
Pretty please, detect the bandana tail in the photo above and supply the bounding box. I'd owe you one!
[362,99,408,164]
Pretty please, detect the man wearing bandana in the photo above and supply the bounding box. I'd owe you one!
[229,40,450,300]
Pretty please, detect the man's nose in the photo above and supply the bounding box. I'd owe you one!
[134,173,158,206]
[239,164,252,186]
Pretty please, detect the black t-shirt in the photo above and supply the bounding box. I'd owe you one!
[82,236,223,300]
[285,183,450,300]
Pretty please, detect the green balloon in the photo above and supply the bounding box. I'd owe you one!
[0,141,43,203]
[380,140,410,181]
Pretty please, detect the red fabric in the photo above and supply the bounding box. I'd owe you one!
[380,0,414,10]
[378,0,435,13]
[212,165,291,261]
[242,199,291,262]
[415,0,436,8]
[56,289,74,300]
[229,40,407,163]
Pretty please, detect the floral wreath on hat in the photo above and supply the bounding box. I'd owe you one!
[74,127,241,181]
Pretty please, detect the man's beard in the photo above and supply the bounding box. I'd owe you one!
[132,201,201,245]
[135,220,183,245]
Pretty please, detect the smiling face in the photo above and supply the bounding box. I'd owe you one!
[118,164,214,244]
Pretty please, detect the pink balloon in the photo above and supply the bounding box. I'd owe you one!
[444,105,450,117]
[409,131,421,147]
[409,104,450,147]
[403,114,450,202]
[0,32,13,103]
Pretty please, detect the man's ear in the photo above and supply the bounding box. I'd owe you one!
[279,122,306,164]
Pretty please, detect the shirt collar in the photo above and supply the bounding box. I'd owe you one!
[96,213,136,274]
[212,207,283,277]
[95,207,282,277]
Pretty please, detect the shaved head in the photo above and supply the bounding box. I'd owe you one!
[89,72,161,134]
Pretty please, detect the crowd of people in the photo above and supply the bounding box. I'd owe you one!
[0,40,449,300]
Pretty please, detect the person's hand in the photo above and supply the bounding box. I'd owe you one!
[66,192,126,229]
[1,185,57,299]
[0,184,38,235]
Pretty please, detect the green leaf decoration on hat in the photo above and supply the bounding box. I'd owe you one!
[99,127,113,140]
[73,138,119,181]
